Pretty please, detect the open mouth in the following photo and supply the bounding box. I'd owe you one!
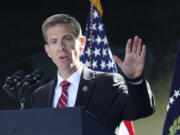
[59,56,68,61]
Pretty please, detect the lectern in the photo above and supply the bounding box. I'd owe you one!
[0,107,115,135]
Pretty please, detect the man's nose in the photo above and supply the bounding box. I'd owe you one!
[57,42,65,51]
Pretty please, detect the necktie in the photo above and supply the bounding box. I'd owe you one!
[56,80,71,108]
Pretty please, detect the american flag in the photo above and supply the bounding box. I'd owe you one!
[80,7,117,73]
[80,5,135,135]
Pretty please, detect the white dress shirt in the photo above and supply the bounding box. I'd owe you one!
[52,65,83,108]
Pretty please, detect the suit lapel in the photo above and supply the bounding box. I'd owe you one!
[75,66,96,107]
[47,77,57,107]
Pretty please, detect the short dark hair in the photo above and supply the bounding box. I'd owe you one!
[42,14,82,43]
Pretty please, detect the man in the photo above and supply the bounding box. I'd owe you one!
[31,14,155,131]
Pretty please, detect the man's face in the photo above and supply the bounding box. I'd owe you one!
[44,23,85,74]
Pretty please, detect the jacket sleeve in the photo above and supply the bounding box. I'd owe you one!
[122,78,155,120]
[92,73,155,130]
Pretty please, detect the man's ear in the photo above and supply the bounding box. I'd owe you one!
[79,36,86,51]
[44,44,52,58]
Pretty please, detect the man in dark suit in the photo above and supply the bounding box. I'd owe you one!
[32,14,155,131]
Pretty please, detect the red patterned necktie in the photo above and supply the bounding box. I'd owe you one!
[56,80,71,108]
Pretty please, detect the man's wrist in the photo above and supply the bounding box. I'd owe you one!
[125,74,144,85]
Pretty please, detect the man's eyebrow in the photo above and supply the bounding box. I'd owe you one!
[64,33,75,36]
[49,37,58,40]
[49,38,57,42]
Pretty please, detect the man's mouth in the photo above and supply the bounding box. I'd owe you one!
[59,56,68,60]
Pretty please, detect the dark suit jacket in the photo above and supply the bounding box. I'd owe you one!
[32,66,155,131]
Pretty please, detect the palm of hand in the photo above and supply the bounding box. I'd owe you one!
[113,36,146,79]
[121,52,145,78]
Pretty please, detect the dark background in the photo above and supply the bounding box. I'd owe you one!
[0,0,179,134]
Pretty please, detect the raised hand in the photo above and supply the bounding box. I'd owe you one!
[112,36,146,79]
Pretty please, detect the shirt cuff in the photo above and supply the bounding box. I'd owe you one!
[125,74,144,85]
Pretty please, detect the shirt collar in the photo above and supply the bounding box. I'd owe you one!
[57,64,83,86]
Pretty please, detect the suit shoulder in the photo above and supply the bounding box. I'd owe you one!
[33,79,55,95]
[93,71,125,84]
[92,71,128,93]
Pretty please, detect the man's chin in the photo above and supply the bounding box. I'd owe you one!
[58,64,73,71]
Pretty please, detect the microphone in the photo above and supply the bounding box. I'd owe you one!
[2,70,26,100]
[21,69,43,88]
[17,69,44,98]
[2,69,44,109]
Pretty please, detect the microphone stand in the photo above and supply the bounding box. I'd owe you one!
[17,79,31,110]
[18,87,26,110]
[17,69,43,110]
[19,95,25,110]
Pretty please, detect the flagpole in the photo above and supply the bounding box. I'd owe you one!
[89,0,94,69]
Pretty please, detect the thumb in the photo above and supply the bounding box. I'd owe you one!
[112,55,123,69]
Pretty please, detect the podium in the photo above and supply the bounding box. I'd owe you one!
[0,107,115,135]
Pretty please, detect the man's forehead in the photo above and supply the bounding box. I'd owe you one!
[47,23,71,31]
[48,24,74,33]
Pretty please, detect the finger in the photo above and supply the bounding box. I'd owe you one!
[137,38,142,55]
[126,39,132,54]
[141,44,146,59]
[132,36,139,53]
[112,55,123,68]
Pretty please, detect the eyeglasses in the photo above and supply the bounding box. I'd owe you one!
[48,34,76,48]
